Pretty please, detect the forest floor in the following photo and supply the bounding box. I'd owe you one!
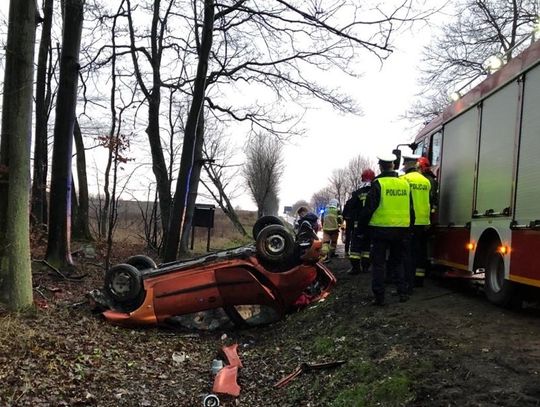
[2,241,540,406]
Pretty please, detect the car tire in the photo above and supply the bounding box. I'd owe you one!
[125,255,157,271]
[252,215,284,240]
[104,263,143,304]
[484,243,519,308]
[255,225,295,267]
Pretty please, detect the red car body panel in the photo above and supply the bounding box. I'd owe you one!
[102,241,336,327]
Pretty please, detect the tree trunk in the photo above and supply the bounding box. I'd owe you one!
[164,0,214,261]
[179,114,205,254]
[105,140,120,270]
[0,0,38,309]
[31,0,54,228]
[72,119,92,240]
[146,95,171,244]
[45,0,84,270]
[125,0,171,245]
[101,130,113,239]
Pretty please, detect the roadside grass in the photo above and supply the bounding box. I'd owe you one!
[269,271,420,407]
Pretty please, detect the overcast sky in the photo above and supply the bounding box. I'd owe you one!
[274,13,446,212]
[0,0,449,212]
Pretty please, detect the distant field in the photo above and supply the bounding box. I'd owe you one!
[87,198,259,254]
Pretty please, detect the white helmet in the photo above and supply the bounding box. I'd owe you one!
[328,198,338,208]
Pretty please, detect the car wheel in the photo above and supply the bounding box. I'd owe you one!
[125,255,157,271]
[484,244,519,308]
[252,215,284,240]
[255,225,295,267]
[104,263,143,304]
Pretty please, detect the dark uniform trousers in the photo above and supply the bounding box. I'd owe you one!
[370,227,409,299]
[404,225,428,292]
[344,219,353,254]
[349,224,371,272]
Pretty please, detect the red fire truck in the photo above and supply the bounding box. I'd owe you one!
[405,38,540,307]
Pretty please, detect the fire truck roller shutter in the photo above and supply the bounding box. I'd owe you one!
[475,81,519,217]
[439,108,478,226]
[514,64,540,225]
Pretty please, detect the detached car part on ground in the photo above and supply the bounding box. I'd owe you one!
[91,216,336,327]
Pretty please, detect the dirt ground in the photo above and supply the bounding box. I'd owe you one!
[2,244,540,406]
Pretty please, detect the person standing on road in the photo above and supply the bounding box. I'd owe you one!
[321,198,342,262]
[342,193,354,256]
[347,169,375,275]
[401,154,432,292]
[359,154,411,305]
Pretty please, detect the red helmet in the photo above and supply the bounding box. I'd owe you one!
[361,168,375,182]
[417,156,431,171]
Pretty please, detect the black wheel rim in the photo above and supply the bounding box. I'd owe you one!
[110,270,134,297]
[266,233,286,254]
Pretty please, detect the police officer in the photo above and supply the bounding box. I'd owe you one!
[359,154,411,305]
[401,154,432,291]
[347,169,375,275]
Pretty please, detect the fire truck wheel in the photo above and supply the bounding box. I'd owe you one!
[255,225,295,268]
[484,246,518,308]
[125,255,157,271]
[252,216,284,240]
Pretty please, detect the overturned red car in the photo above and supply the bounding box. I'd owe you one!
[91,216,336,327]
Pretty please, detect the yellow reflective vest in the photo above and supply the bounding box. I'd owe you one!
[323,206,340,231]
[369,177,411,227]
[401,171,431,226]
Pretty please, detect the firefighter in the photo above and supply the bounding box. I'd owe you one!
[347,169,376,275]
[417,156,438,214]
[342,192,354,255]
[401,154,432,292]
[359,154,411,305]
[321,198,342,262]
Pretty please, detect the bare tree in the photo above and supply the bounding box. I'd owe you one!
[124,0,175,239]
[328,168,347,208]
[46,0,85,270]
[164,0,215,261]
[72,119,93,240]
[83,0,428,260]
[31,0,54,228]
[311,187,333,214]
[409,0,538,123]
[0,0,38,309]
[244,133,285,218]
[200,129,247,237]
[344,154,377,193]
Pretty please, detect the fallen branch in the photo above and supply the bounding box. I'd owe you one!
[31,259,88,281]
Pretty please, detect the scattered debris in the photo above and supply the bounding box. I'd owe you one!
[213,365,240,397]
[172,351,189,364]
[211,359,224,375]
[274,360,346,388]
[221,344,243,368]
[212,343,243,397]
[203,393,220,407]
